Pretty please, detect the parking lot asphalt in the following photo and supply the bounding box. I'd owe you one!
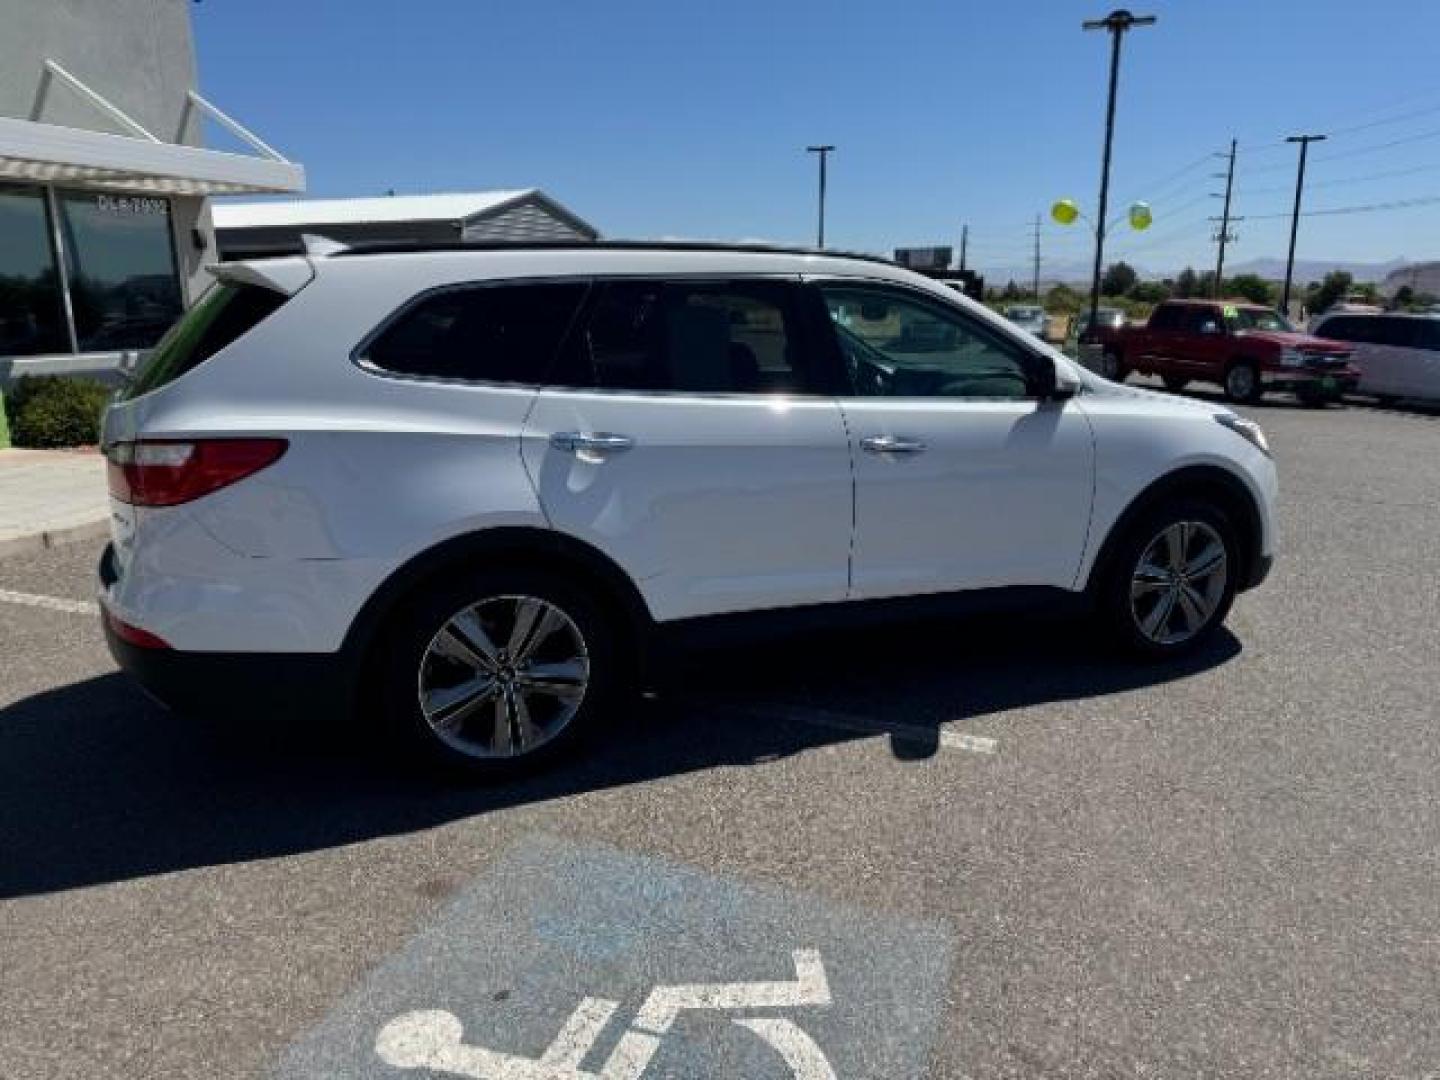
[1,397,1436,1079]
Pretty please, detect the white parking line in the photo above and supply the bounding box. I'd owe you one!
[748,704,997,755]
[0,588,99,617]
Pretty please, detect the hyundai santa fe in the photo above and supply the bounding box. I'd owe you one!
[99,241,1277,775]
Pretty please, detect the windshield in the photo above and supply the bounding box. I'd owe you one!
[1224,306,1293,333]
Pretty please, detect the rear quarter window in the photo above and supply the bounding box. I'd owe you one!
[120,282,289,400]
[360,283,587,384]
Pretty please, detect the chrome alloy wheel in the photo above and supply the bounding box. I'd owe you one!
[416,595,589,759]
[1129,521,1229,646]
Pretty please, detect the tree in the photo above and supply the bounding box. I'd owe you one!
[1173,266,1199,299]
[1392,285,1415,310]
[1000,279,1024,301]
[1101,261,1138,297]
[1128,280,1169,304]
[1306,271,1353,315]
[1044,282,1083,313]
[1224,273,1274,305]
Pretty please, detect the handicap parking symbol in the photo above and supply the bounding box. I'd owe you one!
[275,836,954,1079]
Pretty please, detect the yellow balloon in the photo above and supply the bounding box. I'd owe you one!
[1129,201,1153,231]
[1051,199,1081,226]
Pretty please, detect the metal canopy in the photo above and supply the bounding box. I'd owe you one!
[2,60,304,196]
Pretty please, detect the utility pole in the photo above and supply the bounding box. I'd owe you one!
[805,145,834,249]
[959,223,968,273]
[1032,213,1042,299]
[1082,9,1157,327]
[1211,138,1237,298]
[1281,133,1326,314]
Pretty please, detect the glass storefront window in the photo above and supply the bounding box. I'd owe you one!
[58,191,183,352]
[0,186,69,357]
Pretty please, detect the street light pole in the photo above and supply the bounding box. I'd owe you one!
[806,145,834,249]
[1082,9,1156,327]
[1281,133,1326,315]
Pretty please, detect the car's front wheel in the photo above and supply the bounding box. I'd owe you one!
[1099,500,1239,658]
[380,568,623,776]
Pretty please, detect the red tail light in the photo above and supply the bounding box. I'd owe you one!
[105,609,171,650]
[106,438,287,507]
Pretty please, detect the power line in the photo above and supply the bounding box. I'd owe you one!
[1241,160,1440,196]
[1235,192,1440,221]
[1313,124,1440,164]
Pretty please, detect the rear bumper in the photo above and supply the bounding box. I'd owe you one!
[100,546,354,716]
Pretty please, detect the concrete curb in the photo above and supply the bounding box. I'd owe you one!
[0,517,110,561]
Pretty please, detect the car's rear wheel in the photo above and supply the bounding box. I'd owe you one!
[380,568,622,776]
[1223,362,1262,404]
[1101,349,1128,382]
[1099,499,1239,658]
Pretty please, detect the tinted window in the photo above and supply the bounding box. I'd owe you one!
[121,282,289,400]
[821,284,1035,399]
[560,280,811,394]
[365,283,586,383]
[0,185,68,357]
[59,191,184,351]
[1316,316,1360,342]
[1182,305,1221,333]
[1371,317,1419,348]
[1148,304,1183,331]
[1414,319,1440,352]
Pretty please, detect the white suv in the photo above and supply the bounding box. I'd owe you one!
[100,242,1277,774]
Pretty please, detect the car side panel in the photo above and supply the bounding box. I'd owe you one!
[1072,391,1277,590]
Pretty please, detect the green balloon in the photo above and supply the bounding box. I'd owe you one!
[1051,199,1081,225]
[1129,202,1153,231]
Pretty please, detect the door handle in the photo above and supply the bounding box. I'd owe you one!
[550,431,635,456]
[860,435,927,456]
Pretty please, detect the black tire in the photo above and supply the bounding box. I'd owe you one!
[1223,361,1262,404]
[378,566,626,778]
[1096,498,1240,659]
[1162,376,1189,393]
[1101,349,1129,382]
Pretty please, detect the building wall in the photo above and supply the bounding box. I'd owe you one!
[463,199,594,242]
[0,0,200,145]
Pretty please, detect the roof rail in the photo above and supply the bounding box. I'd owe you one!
[326,238,898,266]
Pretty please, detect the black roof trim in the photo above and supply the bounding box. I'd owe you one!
[329,238,898,266]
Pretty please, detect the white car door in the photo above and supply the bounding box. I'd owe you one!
[522,278,853,622]
[811,280,1095,599]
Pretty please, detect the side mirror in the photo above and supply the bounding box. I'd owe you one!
[1045,357,1081,400]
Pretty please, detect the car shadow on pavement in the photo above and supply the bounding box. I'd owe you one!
[0,614,1239,898]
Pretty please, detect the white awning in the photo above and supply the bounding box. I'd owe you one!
[0,115,304,196]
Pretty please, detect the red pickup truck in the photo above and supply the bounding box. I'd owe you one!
[1085,298,1359,405]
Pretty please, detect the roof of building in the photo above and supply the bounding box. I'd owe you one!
[212,190,555,229]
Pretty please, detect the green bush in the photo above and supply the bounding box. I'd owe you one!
[6,375,113,449]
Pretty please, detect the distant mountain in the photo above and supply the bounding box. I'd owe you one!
[1221,257,1408,285]
[972,255,1418,286]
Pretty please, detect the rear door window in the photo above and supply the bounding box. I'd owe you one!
[120,281,289,400]
[1148,304,1183,331]
[554,279,819,395]
[363,282,587,384]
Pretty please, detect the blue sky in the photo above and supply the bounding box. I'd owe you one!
[194,0,1440,279]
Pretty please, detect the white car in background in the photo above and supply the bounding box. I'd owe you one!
[99,241,1277,776]
[1003,304,1048,338]
[1308,311,1440,404]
